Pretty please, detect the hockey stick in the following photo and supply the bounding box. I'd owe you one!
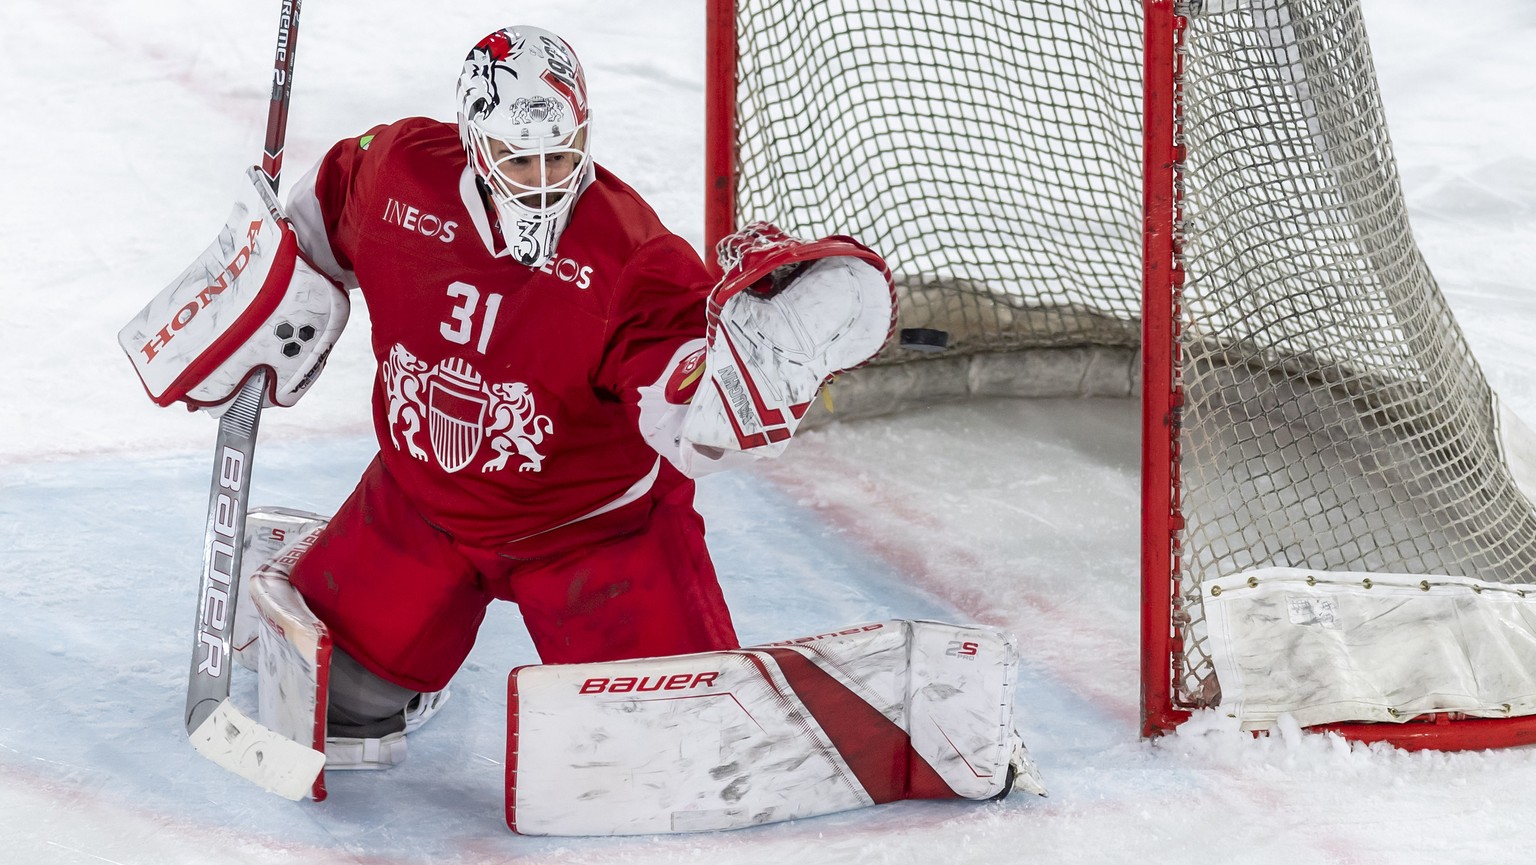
[183,0,324,800]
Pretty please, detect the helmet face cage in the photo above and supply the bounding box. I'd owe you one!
[456,26,593,266]
[468,124,589,215]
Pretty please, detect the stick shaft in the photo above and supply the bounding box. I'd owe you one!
[260,0,304,193]
[185,0,305,735]
[185,371,266,732]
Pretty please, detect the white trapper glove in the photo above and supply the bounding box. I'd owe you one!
[675,222,896,472]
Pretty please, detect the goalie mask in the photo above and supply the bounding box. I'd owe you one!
[456,26,594,267]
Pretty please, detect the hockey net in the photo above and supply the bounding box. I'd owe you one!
[707,0,1536,749]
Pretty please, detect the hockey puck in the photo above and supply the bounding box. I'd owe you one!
[899,327,949,353]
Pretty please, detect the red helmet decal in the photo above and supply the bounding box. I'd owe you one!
[476,30,516,62]
[541,67,590,126]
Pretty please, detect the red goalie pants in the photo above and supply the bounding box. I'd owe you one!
[288,458,741,693]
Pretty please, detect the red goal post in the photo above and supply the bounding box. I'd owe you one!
[706,0,1536,751]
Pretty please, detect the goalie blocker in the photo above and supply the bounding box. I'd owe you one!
[117,167,348,411]
[509,619,1045,835]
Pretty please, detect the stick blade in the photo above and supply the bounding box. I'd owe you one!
[188,698,325,801]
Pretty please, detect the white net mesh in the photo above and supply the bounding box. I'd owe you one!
[1174,0,1536,705]
[729,0,1536,715]
[733,0,1145,353]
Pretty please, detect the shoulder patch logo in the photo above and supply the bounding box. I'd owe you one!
[358,133,375,150]
[664,346,706,405]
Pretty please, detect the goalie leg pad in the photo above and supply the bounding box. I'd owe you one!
[248,526,333,799]
[506,619,1036,836]
[234,507,331,671]
[249,528,435,775]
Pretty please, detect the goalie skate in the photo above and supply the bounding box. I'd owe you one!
[322,689,450,770]
[405,689,451,734]
[995,730,1048,799]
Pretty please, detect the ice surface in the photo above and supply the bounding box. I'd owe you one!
[3,1,1536,862]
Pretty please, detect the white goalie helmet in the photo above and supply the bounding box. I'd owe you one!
[456,26,594,267]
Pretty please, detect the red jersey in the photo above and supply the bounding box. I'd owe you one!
[287,117,711,547]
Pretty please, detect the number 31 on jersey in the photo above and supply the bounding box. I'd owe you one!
[440,281,502,353]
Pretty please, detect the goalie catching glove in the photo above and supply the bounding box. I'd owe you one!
[675,222,896,471]
[118,168,348,411]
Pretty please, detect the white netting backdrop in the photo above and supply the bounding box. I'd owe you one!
[728,0,1536,712]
